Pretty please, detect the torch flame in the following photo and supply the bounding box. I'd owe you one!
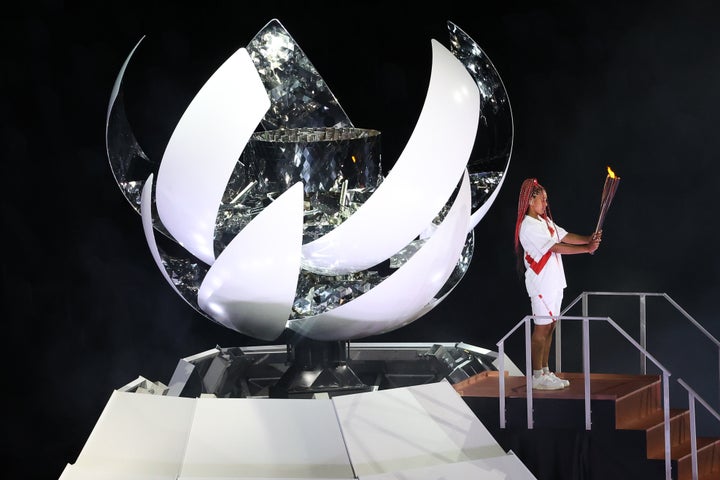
[595,165,621,236]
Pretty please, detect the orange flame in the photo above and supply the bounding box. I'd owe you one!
[607,165,617,179]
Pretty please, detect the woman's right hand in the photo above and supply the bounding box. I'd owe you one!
[587,231,601,253]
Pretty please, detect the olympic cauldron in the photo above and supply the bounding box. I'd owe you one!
[105,20,513,391]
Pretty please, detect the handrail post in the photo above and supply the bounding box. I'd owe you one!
[640,294,647,374]
[663,371,672,480]
[677,378,720,479]
[556,314,562,373]
[499,341,506,429]
[583,316,591,430]
[688,390,698,480]
[525,317,534,429]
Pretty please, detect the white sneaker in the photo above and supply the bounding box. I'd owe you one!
[531,373,564,390]
[548,372,570,388]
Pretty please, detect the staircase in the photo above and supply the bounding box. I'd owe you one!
[454,371,720,480]
[466,291,720,479]
[614,374,720,480]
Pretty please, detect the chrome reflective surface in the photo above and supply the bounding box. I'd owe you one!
[447,20,513,227]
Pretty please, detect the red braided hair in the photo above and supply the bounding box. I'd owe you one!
[514,178,560,277]
[514,178,545,256]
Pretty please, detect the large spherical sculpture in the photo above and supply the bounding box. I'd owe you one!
[105,19,513,342]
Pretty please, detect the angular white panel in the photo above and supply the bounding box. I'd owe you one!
[197,182,304,340]
[155,48,270,266]
[288,171,471,340]
[59,464,172,480]
[301,40,480,275]
[179,397,354,479]
[333,380,506,477]
[59,391,195,480]
[357,455,536,480]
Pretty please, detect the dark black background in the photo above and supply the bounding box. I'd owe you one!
[4,1,720,478]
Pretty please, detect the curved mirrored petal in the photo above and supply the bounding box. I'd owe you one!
[401,232,474,327]
[390,20,509,314]
[288,171,472,340]
[198,182,304,341]
[246,19,352,130]
[425,228,474,301]
[106,36,157,214]
[447,21,513,229]
[155,48,270,266]
[141,175,177,292]
[300,40,480,275]
[290,188,468,320]
[141,175,211,318]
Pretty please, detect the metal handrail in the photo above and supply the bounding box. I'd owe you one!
[559,291,720,408]
[676,378,720,480]
[497,313,674,480]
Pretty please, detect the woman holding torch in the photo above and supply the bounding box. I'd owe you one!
[514,178,602,390]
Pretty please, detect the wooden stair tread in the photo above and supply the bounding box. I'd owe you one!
[647,436,719,460]
[617,407,687,430]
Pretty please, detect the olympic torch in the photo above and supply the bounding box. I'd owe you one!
[595,166,620,234]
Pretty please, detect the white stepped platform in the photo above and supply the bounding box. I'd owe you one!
[60,379,536,480]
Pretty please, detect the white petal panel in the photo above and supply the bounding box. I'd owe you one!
[300,40,480,275]
[155,48,270,266]
[288,171,472,340]
[197,182,304,341]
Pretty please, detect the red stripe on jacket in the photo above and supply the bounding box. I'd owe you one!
[525,250,552,275]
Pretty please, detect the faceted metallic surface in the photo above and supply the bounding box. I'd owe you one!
[246,19,352,130]
[469,171,503,213]
[218,127,382,253]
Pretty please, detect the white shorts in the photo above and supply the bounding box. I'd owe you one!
[530,290,563,325]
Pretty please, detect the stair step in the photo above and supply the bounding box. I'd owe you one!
[646,409,691,456]
[647,430,715,461]
[678,438,720,480]
[614,379,662,426]
[616,407,686,431]
[646,436,720,480]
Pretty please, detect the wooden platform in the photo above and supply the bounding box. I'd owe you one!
[453,370,661,402]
